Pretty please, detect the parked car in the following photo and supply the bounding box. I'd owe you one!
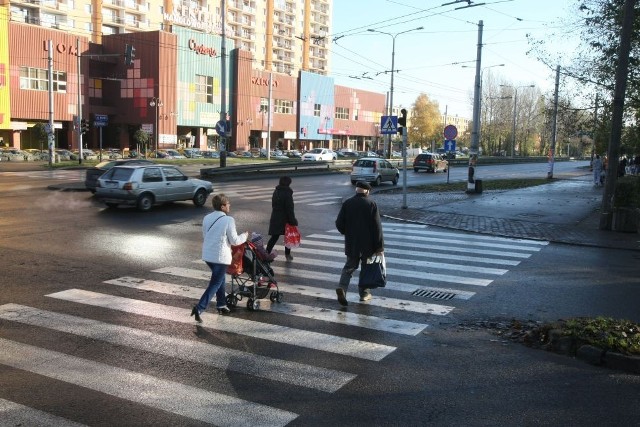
[165,149,186,159]
[301,148,336,161]
[201,150,220,158]
[181,148,203,158]
[85,159,155,193]
[350,157,399,186]
[95,164,213,211]
[55,149,78,161]
[413,153,448,173]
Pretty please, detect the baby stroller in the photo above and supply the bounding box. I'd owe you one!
[226,233,282,311]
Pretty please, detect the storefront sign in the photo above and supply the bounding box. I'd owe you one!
[251,77,279,88]
[188,39,217,57]
[43,41,79,56]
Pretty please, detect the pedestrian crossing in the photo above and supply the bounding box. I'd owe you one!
[215,182,344,206]
[0,222,548,425]
[0,169,86,180]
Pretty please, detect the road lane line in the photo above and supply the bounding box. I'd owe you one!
[46,289,396,361]
[0,303,355,393]
[0,338,298,427]
[0,398,87,427]
[101,278,428,335]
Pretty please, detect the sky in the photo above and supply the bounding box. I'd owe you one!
[330,0,582,119]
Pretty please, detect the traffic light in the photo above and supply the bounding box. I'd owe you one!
[397,108,407,134]
[124,44,136,66]
[81,119,89,134]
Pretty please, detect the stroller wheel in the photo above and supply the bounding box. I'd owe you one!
[276,292,283,303]
[247,298,255,311]
[269,292,277,302]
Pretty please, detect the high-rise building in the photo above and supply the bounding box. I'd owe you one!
[1,0,386,155]
[7,0,332,75]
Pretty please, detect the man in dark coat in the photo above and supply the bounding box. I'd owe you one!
[334,181,384,305]
[266,176,298,261]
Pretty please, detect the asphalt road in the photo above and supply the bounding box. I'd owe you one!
[1,162,639,426]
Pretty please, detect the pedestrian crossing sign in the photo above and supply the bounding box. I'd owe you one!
[380,116,397,134]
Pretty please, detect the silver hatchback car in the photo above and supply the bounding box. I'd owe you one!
[350,157,399,186]
[95,164,213,211]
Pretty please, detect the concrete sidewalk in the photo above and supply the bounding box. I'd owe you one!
[374,175,640,251]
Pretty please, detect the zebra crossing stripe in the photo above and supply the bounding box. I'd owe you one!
[0,303,355,393]
[154,267,458,313]
[308,233,535,258]
[382,223,550,246]
[267,266,476,300]
[46,289,396,361]
[257,256,495,286]
[296,238,521,266]
[103,277,429,336]
[0,338,298,427]
[0,398,87,427]
[274,247,509,275]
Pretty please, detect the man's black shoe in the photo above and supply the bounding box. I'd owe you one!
[336,288,348,306]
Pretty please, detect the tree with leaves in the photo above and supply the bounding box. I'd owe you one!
[409,93,441,148]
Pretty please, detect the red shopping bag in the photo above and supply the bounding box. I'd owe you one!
[284,224,301,249]
[226,243,245,275]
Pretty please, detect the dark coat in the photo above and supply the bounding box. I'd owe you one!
[268,185,298,236]
[335,193,384,258]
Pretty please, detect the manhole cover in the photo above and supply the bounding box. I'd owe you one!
[412,289,456,300]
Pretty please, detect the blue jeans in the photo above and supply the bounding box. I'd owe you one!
[195,262,228,313]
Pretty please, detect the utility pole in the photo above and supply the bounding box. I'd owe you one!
[467,20,483,193]
[219,0,228,167]
[547,65,560,179]
[47,40,55,166]
[77,38,83,164]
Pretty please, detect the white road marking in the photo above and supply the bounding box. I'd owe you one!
[102,278,428,336]
[153,267,459,312]
[308,233,537,257]
[0,303,355,393]
[0,398,87,427]
[293,238,521,266]
[0,338,298,427]
[46,289,396,361]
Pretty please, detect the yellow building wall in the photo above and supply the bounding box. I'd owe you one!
[0,5,10,130]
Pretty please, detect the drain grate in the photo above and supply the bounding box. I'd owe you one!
[412,289,456,300]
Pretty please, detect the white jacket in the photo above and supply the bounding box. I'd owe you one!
[201,211,248,265]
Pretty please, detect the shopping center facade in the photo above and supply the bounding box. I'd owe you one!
[0,1,387,154]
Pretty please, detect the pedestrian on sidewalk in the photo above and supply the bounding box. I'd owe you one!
[192,194,249,322]
[334,181,384,306]
[266,176,298,262]
[593,154,603,186]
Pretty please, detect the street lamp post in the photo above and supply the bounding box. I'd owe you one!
[149,97,163,157]
[500,84,534,157]
[368,26,423,159]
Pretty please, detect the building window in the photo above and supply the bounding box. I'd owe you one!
[19,67,66,92]
[195,74,213,103]
[314,103,321,117]
[259,97,269,113]
[274,99,293,114]
[335,107,349,120]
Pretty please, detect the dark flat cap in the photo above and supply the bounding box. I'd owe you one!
[356,181,372,191]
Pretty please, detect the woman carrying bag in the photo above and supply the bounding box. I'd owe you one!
[266,176,299,261]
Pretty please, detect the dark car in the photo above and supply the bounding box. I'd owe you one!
[85,159,154,193]
[413,153,448,173]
